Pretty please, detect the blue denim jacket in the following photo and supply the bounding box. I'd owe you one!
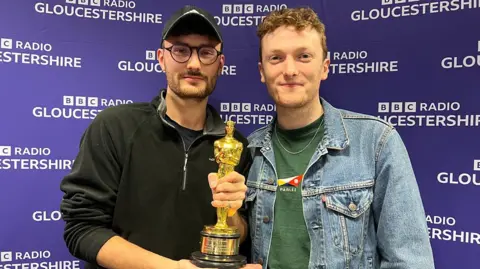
[245,98,435,269]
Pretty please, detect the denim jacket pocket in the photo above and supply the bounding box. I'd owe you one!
[322,182,374,256]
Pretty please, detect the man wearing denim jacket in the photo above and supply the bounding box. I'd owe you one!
[244,7,435,269]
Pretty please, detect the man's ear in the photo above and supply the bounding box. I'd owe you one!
[217,54,225,75]
[258,62,265,83]
[157,49,165,72]
[321,57,330,81]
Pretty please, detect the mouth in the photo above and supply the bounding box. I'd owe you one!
[279,83,303,87]
[183,75,204,81]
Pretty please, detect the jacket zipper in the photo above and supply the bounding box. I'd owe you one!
[159,115,223,191]
[182,152,188,190]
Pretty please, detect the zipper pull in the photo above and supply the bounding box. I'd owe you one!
[183,153,188,171]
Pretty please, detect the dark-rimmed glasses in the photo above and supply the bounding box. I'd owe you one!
[164,44,222,65]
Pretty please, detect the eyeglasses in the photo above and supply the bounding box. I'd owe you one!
[164,44,222,65]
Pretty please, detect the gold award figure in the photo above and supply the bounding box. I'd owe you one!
[191,121,247,269]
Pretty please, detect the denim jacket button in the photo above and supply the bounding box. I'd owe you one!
[257,258,263,265]
[348,202,357,211]
[263,216,270,223]
[267,178,274,184]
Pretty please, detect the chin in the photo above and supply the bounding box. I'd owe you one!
[177,84,214,99]
[277,101,306,109]
[271,92,303,107]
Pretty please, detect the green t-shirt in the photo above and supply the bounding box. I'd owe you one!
[268,115,325,269]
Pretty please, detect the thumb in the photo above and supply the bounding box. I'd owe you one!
[208,173,218,189]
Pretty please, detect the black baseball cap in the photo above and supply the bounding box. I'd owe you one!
[161,5,222,46]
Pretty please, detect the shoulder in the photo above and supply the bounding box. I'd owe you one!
[94,101,155,122]
[86,101,156,140]
[336,107,396,137]
[339,108,393,128]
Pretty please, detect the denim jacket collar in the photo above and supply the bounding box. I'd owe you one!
[248,97,349,151]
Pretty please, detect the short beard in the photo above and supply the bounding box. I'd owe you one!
[166,63,220,100]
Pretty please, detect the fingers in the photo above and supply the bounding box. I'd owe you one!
[208,172,245,189]
[208,173,218,189]
[221,171,245,184]
[215,181,248,193]
[212,191,245,202]
[243,265,262,269]
[211,200,242,210]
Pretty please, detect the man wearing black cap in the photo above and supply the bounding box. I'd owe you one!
[60,5,258,269]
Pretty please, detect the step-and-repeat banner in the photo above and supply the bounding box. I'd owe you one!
[0,0,478,268]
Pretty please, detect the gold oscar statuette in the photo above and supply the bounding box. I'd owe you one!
[191,121,247,269]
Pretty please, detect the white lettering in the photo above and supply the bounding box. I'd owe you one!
[253,104,276,112]
[214,16,265,27]
[32,107,101,120]
[377,114,480,127]
[15,41,52,52]
[221,65,236,76]
[330,61,398,74]
[219,114,274,125]
[428,228,480,245]
[14,147,51,156]
[0,260,81,269]
[442,55,480,69]
[15,250,51,260]
[437,172,480,185]
[256,4,288,13]
[0,51,82,68]
[0,159,74,170]
[419,102,461,112]
[351,0,480,22]
[100,99,133,106]
[34,3,162,24]
[32,211,62,222]
[333,51,368,60]
[118,61,164,73]
[103,0,136,9]
[426,215,456,226]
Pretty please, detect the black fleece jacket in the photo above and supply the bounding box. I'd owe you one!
[59,89,252,268]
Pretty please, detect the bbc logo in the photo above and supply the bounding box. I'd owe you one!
[63,96,99,107]
[0,146,12,157]
[381,0,419,5]
[146,50,156,61]
[0,38,12,50]
[378,102,416,113]
[0,251,12,262]
[220,103,251,113]
[474,160,480,171]
[66,0,100,6]
[222,4,254,14]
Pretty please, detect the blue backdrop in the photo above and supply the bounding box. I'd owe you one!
[1,0,479,268]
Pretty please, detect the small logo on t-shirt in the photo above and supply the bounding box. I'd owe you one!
[278,175,303,192]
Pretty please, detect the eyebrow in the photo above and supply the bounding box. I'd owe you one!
[268,47,312,54]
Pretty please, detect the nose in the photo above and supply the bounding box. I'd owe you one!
[186,49,201,71]
[283,56,299,77]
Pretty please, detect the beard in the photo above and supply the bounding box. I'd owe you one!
[166,65,220,100]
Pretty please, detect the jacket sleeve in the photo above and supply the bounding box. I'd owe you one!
[60,114,122,264]
[373,127,435,269]
[234,134,254,261]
